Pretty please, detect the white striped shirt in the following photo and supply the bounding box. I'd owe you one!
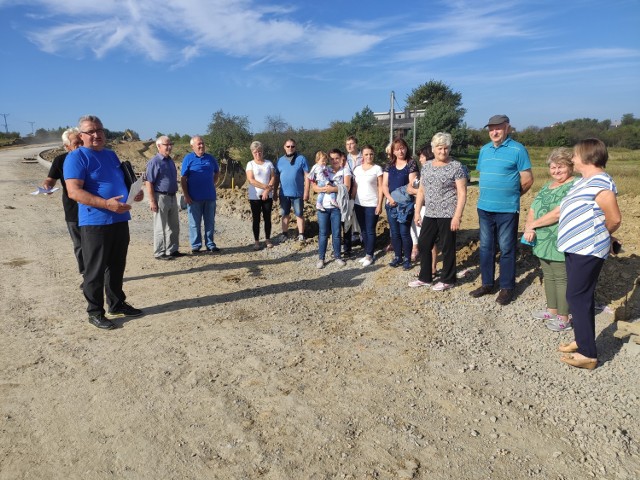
[557,173,617,258]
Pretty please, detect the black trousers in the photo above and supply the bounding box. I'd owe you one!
[565,253,605,358]
[249,199,273,241]
[418,217,456,284]
[81,222,129,315]
[66,221,84,275]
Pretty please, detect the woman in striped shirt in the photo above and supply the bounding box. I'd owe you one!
[556,139,621,369]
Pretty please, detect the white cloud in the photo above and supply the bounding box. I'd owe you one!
[12,0,383,64]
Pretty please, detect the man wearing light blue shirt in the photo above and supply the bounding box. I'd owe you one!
[470,115,533,305]
[274,139,309,242]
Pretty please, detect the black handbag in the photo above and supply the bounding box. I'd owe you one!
[121,160,137,190]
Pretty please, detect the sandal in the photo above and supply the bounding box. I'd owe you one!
[266,241,274,249]
[253,242,261,251]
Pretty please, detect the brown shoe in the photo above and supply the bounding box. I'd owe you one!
[469,285,493,298]
[496,288,514,305]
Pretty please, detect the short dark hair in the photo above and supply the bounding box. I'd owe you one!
[574,138,608,168]
[419,145,434,160]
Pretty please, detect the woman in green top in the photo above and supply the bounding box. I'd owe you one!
[523,148,575,331]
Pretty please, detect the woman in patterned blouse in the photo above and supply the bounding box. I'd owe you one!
[409,132,467,291]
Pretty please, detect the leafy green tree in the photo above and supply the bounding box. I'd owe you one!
[406,80,464,111]
[351,106,377,131]
[205,110,252,161]
[407,80,469,154]
[620,113,636,126]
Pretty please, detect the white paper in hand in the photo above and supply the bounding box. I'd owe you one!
[31,186,60,195]
[126,176,144,205]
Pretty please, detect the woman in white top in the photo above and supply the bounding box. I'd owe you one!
[352,145,384,266]
[246,141,276,250]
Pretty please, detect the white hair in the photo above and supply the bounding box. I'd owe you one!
[431,132,452,148]
[156,135,170,148]
[61,127,79,146]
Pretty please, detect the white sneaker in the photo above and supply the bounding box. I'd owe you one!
[297,234,305,242]
[432,282,454,291]
[456,268,470,279]
[316,260,325,269]
[357,257,367,263]
[334,258,346,267]
[408,279,432,287]
[532,310,556,320]
[362,256,373,267]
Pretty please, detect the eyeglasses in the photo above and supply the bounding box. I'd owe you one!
[285,145,296,148]
[160,143,174,146]
[81,129,105,136]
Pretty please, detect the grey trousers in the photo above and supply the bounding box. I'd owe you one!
[153,193,180,257]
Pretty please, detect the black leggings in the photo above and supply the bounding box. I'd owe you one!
[249,199,273,241]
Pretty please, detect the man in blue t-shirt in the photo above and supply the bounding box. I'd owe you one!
[470,115,533,305]
[64,115,144,330]
[274,138,309,242]
[180,135,220,254]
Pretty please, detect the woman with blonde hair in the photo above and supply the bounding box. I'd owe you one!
[409,132,467,291]
[246,141,276,249]
[523,148,575,330]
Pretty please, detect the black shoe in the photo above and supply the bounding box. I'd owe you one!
[155,255,174,261]
[191,249,202,255]
[496,288,514,306]
[88,313,117,330]
[402,260,412,270]
[389,257,402,268]
[105,302,143,319]
[207,246,221,253]
[469,285,493,298]
[169,251,184,257]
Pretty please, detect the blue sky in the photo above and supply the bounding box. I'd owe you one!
[0,0,638,139]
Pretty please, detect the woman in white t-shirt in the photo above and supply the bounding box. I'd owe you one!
[352,145,383,267]
[246,141,276,250]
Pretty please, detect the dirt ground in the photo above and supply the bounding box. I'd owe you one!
[1,142,639,479]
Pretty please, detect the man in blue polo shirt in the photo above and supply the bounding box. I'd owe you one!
[145,135,181,260]
[180,135,220,254]
[65,115,144,330]
[470,115,533,305]
[274,138,309,242]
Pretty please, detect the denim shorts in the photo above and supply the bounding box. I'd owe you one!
[279,196,304,217]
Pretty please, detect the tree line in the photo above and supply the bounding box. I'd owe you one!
[6,80,638,158]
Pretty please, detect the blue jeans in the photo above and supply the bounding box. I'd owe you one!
[477,209,518,289]
[317,207,342,260]
[354,204,378,257]
[188,199,216,250]
[386,204,412,262]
